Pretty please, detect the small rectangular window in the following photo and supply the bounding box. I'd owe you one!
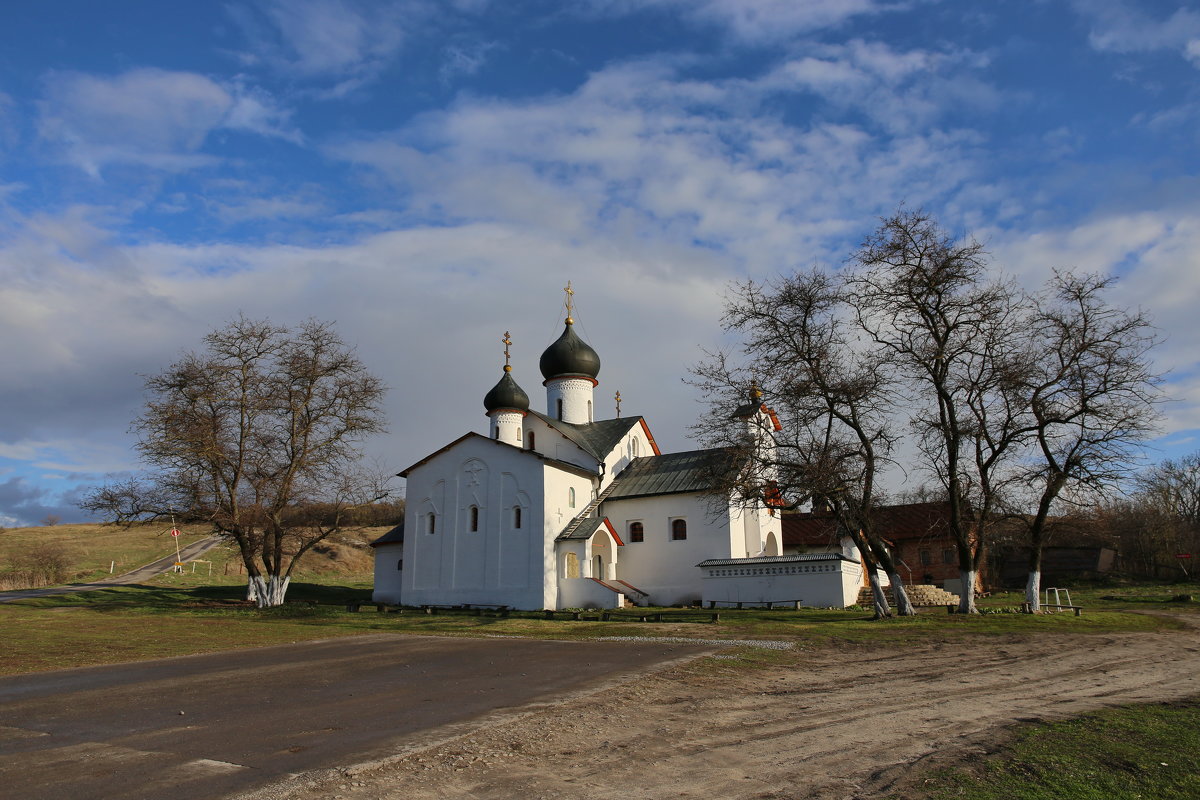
[629,521,644,542]
[919,549,932,566]
[942,548,955,564]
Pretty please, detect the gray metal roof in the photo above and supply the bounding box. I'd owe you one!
[557,516,606,541]
[527,411,643,462]
[696,553,853,567]
[604,448,735,500]
[370,524,405,547]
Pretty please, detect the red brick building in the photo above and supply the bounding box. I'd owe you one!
[782,501,984,591]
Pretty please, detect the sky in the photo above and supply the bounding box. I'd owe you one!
[3,0,1200,527]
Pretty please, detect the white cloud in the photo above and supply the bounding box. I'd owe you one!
[440,40,500,85]
[37,69,300,176]
[586,0,888,43]
[1072,0,1200,65]
[229,0,413,89]
[331,53,993,276]
[987,210,1200,437]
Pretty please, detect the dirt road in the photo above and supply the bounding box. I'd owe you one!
[249,615,1200,800]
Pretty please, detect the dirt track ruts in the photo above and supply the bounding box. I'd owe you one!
[246,614,1200,800]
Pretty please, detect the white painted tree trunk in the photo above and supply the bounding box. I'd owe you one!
[887,571,916,616]
[248,575,291,608]
[1025,570,1041,612]
[867,571,892,618]
[956,568,978,614]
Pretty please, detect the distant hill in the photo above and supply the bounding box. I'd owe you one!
[0,522,385,591]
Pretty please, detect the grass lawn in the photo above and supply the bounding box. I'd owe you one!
[918,699,1200,800]
[2,580,1194,676]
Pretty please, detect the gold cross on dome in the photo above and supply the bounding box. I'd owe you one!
[564,281,575,324]
[502,331,512,371]
[615,390,622,418]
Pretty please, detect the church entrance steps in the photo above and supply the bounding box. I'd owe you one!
[612,579,650,605]
[858,584,960,606]
[587,577,636,607]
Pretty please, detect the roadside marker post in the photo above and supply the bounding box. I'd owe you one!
[171,526,183,573]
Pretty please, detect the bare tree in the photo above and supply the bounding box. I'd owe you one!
[849,210,1028,613]
[691,269,915,618]
[80,316,388,607]
[1016,272,1160,609]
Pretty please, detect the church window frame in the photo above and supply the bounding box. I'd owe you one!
[513,505,522,529]
[527,430,535,450]
[426,512,436,535]
[397,558,403,571]
[587,400,593,422]
[568,487,576,508]
[628,521,644,543]
[556,398,564,420]
[630,437,640,459]
[671,517,687,541]
[469,505,480,532]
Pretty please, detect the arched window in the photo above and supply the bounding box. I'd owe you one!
[469,505,479,532]
[568,487,576,508]
[564,552,579,579]
[671,518,687,540]
[513,506,522,529]
[631,437,640,458]
[587,400,592,422]
[427,512,436,535]
[629,521,644,543]
[556,398,564,420]
[527,430,535,450]
[397,559,403,570]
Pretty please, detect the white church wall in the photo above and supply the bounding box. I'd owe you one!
[541,464,601,608]
[605,491,733,606]
[371,543,404,604]
[523,414,598,473]
[601,423,652,484]
[559,577,625,609]
[401,436,548,609]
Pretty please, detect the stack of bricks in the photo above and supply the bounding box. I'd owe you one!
[858,584,960,606]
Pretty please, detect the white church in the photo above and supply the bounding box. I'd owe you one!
[372,291,868,610]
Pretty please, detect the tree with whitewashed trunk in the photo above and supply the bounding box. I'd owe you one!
[1017,273,1160,611]
[690,269,915,619]
[849,211,1028,614]
[80,316,388,608]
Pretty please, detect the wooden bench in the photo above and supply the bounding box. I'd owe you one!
[707,600,802,610]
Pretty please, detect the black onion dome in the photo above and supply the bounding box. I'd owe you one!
[483,370,530,413]
[539,322,601,381]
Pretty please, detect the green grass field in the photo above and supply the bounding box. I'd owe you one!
[918,699,1200,800]
[2,578,1194,676]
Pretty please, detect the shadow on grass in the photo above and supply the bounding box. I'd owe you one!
[16,582,373,613]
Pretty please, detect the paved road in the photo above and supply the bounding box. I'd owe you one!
[0,634,709,800]
[0,536,223,602]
